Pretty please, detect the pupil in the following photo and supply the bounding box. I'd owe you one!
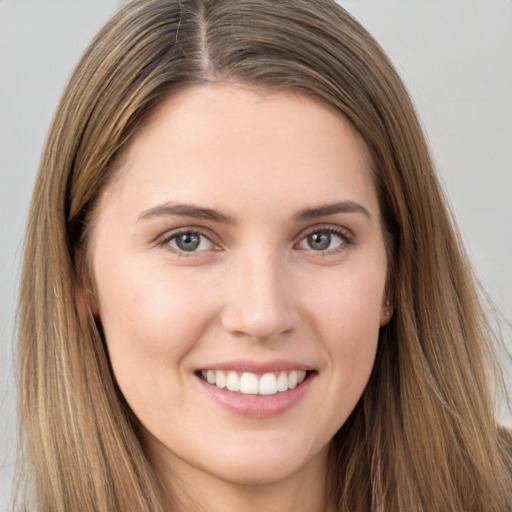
[308,231,331,251]
[176,233,200,251]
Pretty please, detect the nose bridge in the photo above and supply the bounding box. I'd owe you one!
[221,244,298,340]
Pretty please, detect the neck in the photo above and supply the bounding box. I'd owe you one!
[156,445,334,512]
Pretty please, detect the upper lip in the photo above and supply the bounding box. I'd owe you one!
[198,359,315,374]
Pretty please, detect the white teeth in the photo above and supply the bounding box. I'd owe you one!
[226,371,240,392]
[201,369,309,395]
[288,370,298,389]
[259,373,277,395]
[276,372,288,392]
[215,370,226,389]
[240,373,259,394]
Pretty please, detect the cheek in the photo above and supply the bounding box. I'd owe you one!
[302,265,384,391]
[92,258,221,428]
[305,265,385,338]
[93,258,216,371]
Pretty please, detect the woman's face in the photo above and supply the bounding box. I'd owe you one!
[88,84,390,489]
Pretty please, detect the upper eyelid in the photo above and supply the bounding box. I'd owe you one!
[297,223,354,241]
[158,227,219,252]
[160,226,215,241]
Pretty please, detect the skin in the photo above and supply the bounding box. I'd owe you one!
[87,84,391,512]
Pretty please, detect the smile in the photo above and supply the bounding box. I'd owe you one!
[200,370,308,395]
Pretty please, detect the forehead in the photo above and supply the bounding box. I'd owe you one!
[94,83,378,224]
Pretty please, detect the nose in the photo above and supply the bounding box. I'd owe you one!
[220,249,300,341]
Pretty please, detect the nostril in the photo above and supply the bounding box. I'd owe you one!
[220,302,299,341]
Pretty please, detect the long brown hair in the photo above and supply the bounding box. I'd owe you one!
[17,0,512,510]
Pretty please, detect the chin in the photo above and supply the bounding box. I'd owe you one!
[195,434,329,486]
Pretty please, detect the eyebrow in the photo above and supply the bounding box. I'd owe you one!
[138,200,371,224]
[294,201,371,221]
[138,203,235,224]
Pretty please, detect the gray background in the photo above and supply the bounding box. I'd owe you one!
[1,0,511,507]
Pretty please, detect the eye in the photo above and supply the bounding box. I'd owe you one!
[164,230,215,253]
[297,228,351,252]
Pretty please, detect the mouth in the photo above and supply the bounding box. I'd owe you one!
[198,369,311,396]
[195,363,317,418]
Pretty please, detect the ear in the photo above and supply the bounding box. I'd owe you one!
[74,246,99,317]
[380,299,393,326]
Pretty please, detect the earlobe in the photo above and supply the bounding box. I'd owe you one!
[380,299,393,326]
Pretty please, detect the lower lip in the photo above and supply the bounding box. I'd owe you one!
[197,373,315,419]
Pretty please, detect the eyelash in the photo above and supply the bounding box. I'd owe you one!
[159,228,218,257]
[158,225,355,257]
[297,225,355,255]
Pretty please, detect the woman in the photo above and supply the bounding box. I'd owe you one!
[17,0,512,510]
